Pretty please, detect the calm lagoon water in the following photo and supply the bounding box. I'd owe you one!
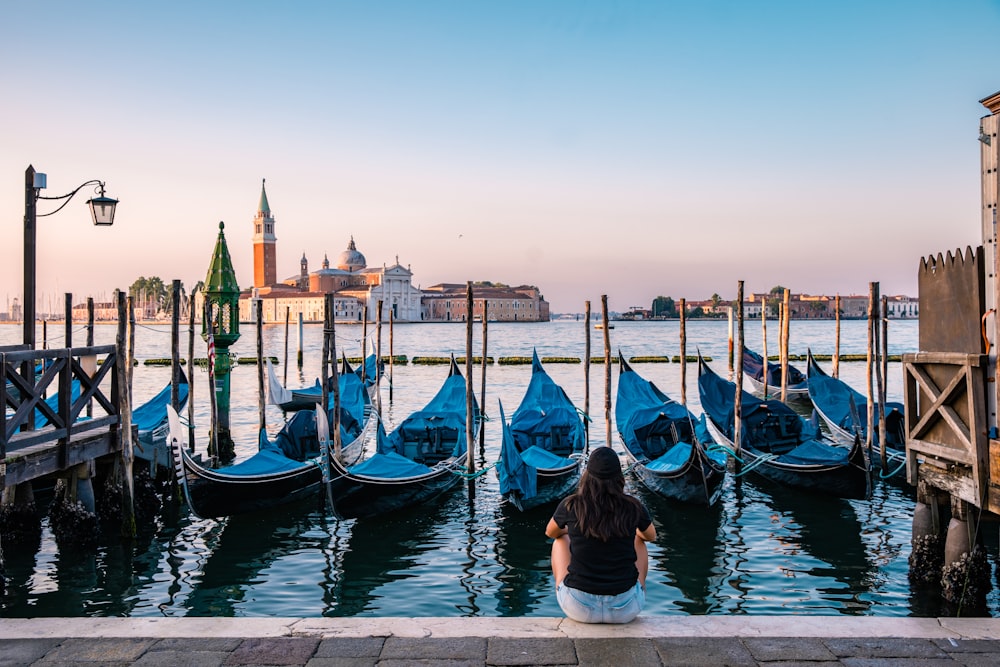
[2,318,998,617]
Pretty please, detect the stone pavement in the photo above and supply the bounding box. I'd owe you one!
[0,616,999,666]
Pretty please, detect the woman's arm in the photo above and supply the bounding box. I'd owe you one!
[545,518,567,539]
[637,523,656,542]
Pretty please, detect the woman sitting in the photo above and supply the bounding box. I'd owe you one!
[545,446,656,623]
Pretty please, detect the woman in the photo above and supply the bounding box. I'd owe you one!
[545,446,656,623]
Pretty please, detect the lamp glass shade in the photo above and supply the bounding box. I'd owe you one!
[87,195,118,226]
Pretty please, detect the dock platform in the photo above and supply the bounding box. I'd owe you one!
[1,616,999,665]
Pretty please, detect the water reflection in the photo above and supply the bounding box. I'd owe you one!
[634,483,729,614]
[493,502,554,616]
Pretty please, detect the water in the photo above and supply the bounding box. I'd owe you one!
[2,319,998,617]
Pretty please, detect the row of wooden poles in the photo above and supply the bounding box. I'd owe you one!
[146,279,893,472]
[728,282,895,472]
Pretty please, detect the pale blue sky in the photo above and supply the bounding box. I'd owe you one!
[2,1,998,313]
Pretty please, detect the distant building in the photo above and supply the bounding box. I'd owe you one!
[421,284,549,322]
[237,181,549,323]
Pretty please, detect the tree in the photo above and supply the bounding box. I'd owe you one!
[652,296,676,318]
[766,285,787,319]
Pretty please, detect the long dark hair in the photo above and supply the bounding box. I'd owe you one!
[565,470,643,541]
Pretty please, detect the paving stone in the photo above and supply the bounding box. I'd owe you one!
[29,662,131,667]
[379,637,487,661]
[825,637,949,658]
[132,650,229,667]
[950,655,1000,667]
[652,637,757,666]
[34,637,157,663]
[841,660,959,667]
[762,663,842,667]
[0,638,64,667]
[224,637,320,666]
[575,637,661,666]
[487,637,577,666]
[149,638,244,652]
[378,661,484,667]
[934,638,1000,653]
[314,636,384,658]
[305,658,377,667]
[743,637,837,662]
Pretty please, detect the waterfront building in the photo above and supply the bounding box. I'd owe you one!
[421,283,550,322]
[237,181,549,323]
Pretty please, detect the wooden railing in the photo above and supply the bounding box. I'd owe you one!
[903,352,991,509]
[1,344,121,458]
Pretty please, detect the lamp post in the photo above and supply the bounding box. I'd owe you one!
[23,164,118,349]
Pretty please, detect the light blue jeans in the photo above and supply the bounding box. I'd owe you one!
[555,581,645,624]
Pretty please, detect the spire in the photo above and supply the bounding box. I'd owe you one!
[205,221,241,297]
[258,178,271,214]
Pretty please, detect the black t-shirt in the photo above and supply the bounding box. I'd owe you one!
[551,496,652,596]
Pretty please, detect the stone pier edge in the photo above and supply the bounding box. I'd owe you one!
[1,616,998,640]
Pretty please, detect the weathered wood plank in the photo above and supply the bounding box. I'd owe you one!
[2,427,132,487]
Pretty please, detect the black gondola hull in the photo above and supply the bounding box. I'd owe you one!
[179,455,324,519]
[703,416,870,499]
[328,465,464,519]
[621,442,726,506]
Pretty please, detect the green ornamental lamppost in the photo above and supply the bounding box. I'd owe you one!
[202,221,241,462]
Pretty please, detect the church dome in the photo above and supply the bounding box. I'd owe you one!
[336,236,366,271]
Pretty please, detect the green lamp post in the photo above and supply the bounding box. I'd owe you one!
[202,221,241,462]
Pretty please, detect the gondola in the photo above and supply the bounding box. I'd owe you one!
[170,358,374,519]
[135,369,190,447]
[616,355,727,505]
[266,358,323,412]
[497,350,585,511]
[742,347,809,401]
[698,354,870,499]
[805,350,905,475]
[327,356,477,519]
[267,354,381,412]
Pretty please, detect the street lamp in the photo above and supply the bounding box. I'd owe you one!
[23,164,119,349]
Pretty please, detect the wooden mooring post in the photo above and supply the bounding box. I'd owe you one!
[601,295,611,447]
[256,299,266,432]
[479,301,488,455]
[583,300,591,451]
[375,299,383,419]
[116,290,136,538]
[732,281,744,473]
[679,298,687,406]
[465,283,475,499]
[187,301,195,453]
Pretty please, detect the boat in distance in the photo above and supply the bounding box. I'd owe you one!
[698,354,870,499]
[742,347,809,401]
[327,356,479,519]
[497,350,585,511]
[616,354,727,505]
[170,358,374,519]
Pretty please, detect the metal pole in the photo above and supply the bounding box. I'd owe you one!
[23,166,37,350]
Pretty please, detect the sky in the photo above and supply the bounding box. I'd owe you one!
[2,1,999,315]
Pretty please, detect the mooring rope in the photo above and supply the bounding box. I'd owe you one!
[879,457,906,479]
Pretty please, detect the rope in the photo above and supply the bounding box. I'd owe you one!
[878,457,906,479]
[734,453,777,477]
[450,459,499,479]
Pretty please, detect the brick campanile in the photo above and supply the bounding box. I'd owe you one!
[252,179,277,288]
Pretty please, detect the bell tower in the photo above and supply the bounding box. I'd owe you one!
[252,179,277,288]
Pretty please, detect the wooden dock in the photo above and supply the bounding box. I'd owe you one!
[1,343,128,490]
